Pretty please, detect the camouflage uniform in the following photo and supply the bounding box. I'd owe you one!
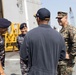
[58,25,76,75]
[0,35,5,68]
[20,58,28,75]
[0,18,11,70]
[17,34,28,75]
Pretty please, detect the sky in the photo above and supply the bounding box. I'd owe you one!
[41,0,76,29]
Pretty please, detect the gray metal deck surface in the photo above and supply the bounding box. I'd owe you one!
[4,51,76,75]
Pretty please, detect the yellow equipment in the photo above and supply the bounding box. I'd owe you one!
[3,23,20,51]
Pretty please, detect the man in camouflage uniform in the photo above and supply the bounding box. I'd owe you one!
[56,11,76,75]
[17,23,28,75]
[0,18,11,75]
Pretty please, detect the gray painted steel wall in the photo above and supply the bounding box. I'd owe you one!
[26,0,41,30]
[2,0,41,30]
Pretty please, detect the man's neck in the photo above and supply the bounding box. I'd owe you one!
[62,22,68,28]
[39,21,49,25]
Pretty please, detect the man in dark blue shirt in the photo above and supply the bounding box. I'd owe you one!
[20,8,66,75]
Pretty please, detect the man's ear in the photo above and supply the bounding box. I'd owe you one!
[36,17,40,23]
[37,17,40,21]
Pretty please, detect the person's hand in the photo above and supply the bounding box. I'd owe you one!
[1,73,5,75]
[0,72,5,75]
[0,62,5,75]
[66,52,70,59]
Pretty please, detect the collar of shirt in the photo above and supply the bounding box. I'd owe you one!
[39,24,51,28]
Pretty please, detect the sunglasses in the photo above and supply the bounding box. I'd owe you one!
[57,17,63,19]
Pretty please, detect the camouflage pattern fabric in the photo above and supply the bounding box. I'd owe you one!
[57,59,74,75]
[17,34,29,75]
[20,59,28,75]
[57,65,72,75]
[60,25,76,56]
[57,25,76,75]
[0,35,5,68]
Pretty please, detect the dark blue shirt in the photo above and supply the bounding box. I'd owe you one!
[20,24,66,75]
